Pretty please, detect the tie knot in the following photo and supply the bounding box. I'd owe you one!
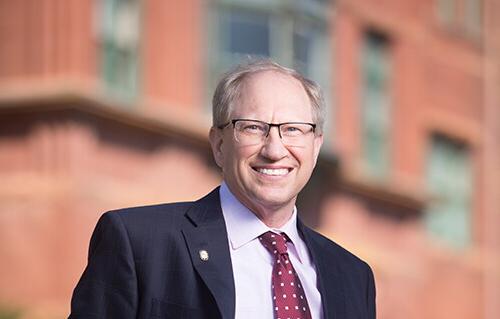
[259,231,288,255]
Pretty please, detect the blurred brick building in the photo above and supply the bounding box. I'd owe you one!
[0,0,499,318]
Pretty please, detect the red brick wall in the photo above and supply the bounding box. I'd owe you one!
[0,0,96,85]
[0,108,221,317]
[142,0,203,112]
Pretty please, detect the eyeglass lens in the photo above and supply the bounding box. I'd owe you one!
[233,120,314,146]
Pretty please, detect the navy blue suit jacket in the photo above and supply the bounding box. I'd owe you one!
[69,188,376,318]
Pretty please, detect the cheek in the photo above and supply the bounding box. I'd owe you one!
[291,148,316,171]
[235,145,260,162]
[224,146,250,172]
[220,137,236,163]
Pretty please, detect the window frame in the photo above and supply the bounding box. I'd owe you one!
[205,0,333,143]
[95,0,142,102]
[424,133,474,249]
[360,30,392,179]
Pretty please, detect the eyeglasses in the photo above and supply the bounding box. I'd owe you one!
[218,119,317,147]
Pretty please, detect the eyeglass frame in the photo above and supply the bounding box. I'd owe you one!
[217,118,317,144]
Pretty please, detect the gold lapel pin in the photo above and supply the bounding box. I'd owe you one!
[199,249,209,261]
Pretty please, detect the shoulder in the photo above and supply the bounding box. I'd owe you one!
[105,201,194,221]
[103,186,221,224]
[96,201,196,237]
[94,187,221,239]
[88,200,206,260]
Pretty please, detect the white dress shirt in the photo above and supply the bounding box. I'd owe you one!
[220,182,323,319]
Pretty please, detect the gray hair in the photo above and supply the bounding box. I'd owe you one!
[212,59,326,134]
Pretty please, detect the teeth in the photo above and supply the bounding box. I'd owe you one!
[257,168,289,176]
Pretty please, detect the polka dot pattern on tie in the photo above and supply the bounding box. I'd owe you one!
[259,231,312,319]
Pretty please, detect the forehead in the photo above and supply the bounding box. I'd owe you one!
[233,70,313,120]
[240,70,306,98]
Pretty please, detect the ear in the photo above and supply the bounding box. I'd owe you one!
[312,134,324,166]
[209,127,225,168]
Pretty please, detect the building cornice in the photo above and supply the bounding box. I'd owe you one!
[0,85,211,150]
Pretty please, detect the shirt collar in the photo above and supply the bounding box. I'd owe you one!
[219,182,306,262]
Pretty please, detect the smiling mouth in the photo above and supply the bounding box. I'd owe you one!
[252,167,291,176]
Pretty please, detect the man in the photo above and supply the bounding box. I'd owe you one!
[69,59,376,319]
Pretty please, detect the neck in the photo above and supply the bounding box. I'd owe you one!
[241,198,296,228]
[222,182,297,228]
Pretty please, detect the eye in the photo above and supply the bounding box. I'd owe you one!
[240,122,267,134]
[282,124,306,136]
[285,126,300,132]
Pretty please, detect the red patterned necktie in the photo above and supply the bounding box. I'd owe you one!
[259,231,312,319]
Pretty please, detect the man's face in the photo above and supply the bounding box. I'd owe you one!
[210,71,323,218]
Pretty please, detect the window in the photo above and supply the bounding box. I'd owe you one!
[360,31,391,178]
[425,134,473,249]
[436,0,457,26]
[223,10,271,63]
[211,0,330,77]
[97,0,140,101]
[463,0,482,37]
[435,0,482,39]
[293,24,316,76]
[208,0,332,135]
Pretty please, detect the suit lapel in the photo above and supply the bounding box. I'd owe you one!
[298,220,346,319]
[180,189,346,319]
[181,188,235,319]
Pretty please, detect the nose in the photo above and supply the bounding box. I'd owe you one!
[259,126,289,160]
